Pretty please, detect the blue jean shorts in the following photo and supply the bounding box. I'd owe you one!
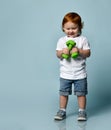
[59,78,88,96]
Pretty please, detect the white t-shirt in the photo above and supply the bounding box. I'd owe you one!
[56,35,90,80]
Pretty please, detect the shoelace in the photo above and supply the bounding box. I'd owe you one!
[58,110,65,116]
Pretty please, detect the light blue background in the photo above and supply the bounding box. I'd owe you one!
[0,0,111,130]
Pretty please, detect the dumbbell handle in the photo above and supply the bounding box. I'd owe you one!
[62,54,69,59]
[62,40,78,59]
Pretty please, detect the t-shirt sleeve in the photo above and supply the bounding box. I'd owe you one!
[82,37,90,50]
[56,38,64,51]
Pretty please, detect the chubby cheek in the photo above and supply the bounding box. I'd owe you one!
[73,28,79,33]
[64,30,69,34]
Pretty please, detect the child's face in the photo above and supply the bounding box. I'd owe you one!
[63,21,80,38]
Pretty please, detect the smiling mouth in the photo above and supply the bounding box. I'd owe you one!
[68,34,78,38]
[68,34,75,36]
[68,33,74,35]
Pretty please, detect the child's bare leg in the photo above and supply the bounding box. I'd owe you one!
[60,95,68,109]
[77,96,86,109]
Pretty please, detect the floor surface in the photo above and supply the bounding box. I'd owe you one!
[0,80,111,130]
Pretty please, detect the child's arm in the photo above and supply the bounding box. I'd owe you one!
[56,50,63,59]
[56,48,70,59]
[70,48,91,58]
[78,49,91,58]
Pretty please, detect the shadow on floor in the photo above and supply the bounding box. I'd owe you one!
[87,74,111,117]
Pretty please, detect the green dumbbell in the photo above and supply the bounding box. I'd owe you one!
[62,53,70,59]
[62,40,78,59]
[62,40,75,59]
[71,52,79,58]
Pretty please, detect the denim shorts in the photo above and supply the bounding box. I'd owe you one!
[59,78,88,96]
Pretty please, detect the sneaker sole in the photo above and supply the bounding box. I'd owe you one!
[77,117,87,121]
[54,116,66,121]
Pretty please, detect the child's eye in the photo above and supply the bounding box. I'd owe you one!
[67,28,70,30]
[72,27,77,30]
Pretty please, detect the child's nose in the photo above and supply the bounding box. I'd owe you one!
[69,29,73,33]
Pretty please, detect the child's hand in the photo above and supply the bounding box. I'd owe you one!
[62,48,70,55]
[70,47,79,54]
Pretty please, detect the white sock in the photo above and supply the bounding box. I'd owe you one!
[79,108,85,112]
[60,108,66,112]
